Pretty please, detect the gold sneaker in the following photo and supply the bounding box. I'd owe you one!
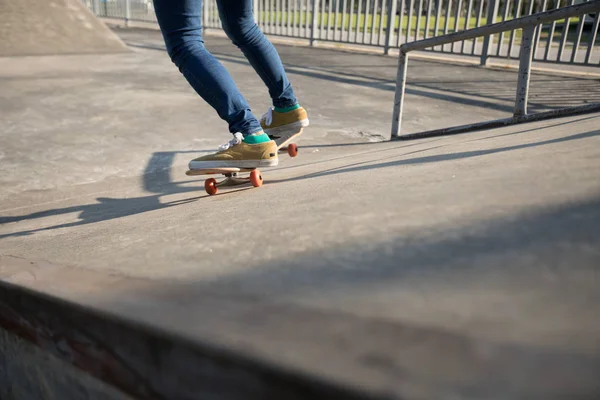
[188,133,278,170]
[260,106,310,135]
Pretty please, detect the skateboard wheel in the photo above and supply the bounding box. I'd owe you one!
[249,170,263,188]
[287,143,298,157]
[204,178,218,195]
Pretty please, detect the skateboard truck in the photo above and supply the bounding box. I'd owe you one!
[185,168,263,196]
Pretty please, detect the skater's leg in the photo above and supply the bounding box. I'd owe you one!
[216,0,309,135]
[153,0,262,136]
[153,0,277,169]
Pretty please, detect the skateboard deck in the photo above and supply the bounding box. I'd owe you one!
[185,167,263,195]
[270,128,303,157]
[186,127,304,196]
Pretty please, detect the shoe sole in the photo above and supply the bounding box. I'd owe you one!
[264,119,309,137]
[188,157,278,170]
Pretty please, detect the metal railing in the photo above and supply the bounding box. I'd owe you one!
[391,0,600,140]
[85,0,600,66]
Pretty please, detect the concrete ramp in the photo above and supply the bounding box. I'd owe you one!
[0,0,128,56]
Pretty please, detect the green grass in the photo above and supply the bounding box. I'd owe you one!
[207,11,596,46]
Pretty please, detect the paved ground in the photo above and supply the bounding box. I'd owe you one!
[1,27,600,398]
[0,0,127,56]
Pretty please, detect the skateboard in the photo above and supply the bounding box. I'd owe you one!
[272,128,303,158]
[185,128,303,196]
[185,167,263,196]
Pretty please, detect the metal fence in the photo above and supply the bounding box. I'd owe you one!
[84,0,600,65]
[391,0,600,139]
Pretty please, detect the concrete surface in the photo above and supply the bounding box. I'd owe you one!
[0,328,131,400]
[0,0,128,56]
[1,28,600,398]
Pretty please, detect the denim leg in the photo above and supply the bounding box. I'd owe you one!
[217,0,297,109]
[153,0,262,135]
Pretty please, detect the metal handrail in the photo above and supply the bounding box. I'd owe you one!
[391,1,600,140]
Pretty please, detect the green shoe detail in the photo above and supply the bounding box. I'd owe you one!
[243,132,271,144]
[274,104,300,113]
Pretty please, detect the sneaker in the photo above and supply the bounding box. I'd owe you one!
[188,133,278,170]
[260,105,310,136]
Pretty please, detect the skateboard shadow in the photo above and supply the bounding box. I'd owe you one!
[268,122,600,185]
[0,150,228,239]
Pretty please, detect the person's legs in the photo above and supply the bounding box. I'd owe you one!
[153,0,262,136]
[217,0,309,135]
[153,0,278,169]
[216,0,296,109]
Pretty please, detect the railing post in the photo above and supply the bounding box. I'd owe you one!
[384,0,398,55]
[92,0,100,15]
[125,0,131,27]
[310,0,319,46]
[514,26,535,116]
[480,0,499,66]
[253,0,258,24]
[391,50,408,139]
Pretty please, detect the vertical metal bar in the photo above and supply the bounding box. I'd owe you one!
[415,0,424,41]
[584,10,600,64]
[310,0,318,44]
[396,0,406,47]
[370,0,380,44]
[385,0,399,52]
[333,0,340,40]
[433,0,442,50]
[270,0,274,34]
[341,0,348,41]
[327,0,333,40]
[442,0,453,51]
[496,0,512,57]
[407,0,415,43]
[544,0,561,61]
[305,0,310,38]
[378,0,387,45]
[471,0,485,55]
[480,0,499,65]
[294,0,298,37]
[507,0,523,58]
[533,0,547,59]
[355,0,362,43]
[369,0,376,44]
[280,0,284,35]
[349,0,356,42]
[453,0,463,52]
[557,0,575,62]
[461,0,474,53]
[569,5,586,63]
[392,51,408,139]
[364,0,372,43]
[515,26,534,116]
[424,0,433,38]
[125,0,131,26]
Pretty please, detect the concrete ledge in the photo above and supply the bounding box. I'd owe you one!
[0,279,367,400]
[1,256,599,399]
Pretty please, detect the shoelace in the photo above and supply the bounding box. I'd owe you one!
[218,132,244,151]
[261,107,274,126]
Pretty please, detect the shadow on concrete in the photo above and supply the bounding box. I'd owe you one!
[0,150,215,239]
[270,125,600,184]
[1,117,598,239]
[124,33,600,115]
[89,188,600,399]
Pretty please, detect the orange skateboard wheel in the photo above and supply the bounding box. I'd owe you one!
[204,178,218,195]
[287,143,298,157]
[249,170,263,187]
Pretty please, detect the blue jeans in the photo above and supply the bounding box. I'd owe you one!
[153,0,297,136]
